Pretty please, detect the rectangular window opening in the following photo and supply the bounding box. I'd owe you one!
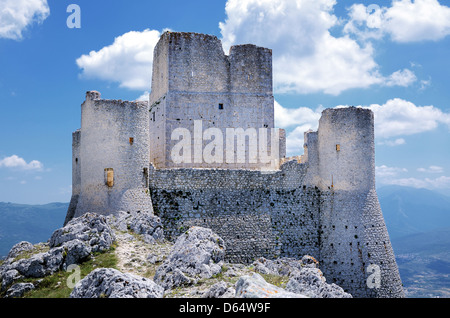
[218,103,224,110]
[104,168,114,187]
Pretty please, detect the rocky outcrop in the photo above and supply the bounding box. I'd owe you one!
[107,210,163,244]
[202,281,235,298]
[0,213,115,296]
[1,217,352,299]
[4,282,35,298]
[70,268,164,298]
[253,256,352,298]
[285,267,352,298]
[50,212,115,253]
[153,226,226,290]
[235,273,307,298]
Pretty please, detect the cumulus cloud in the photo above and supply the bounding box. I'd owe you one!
[336,98,450,139]
[219,0,416,95]
[277,96,450,154]
[377,138,406,147]
[274,100,321,155]
[381,175,450,190]
[76,29,161,91]
[345,0,450,43]
[417,165,444,173]
[274,101,321,128]
[376,164,450,190]
[376,165,408,177]
[385,69,417,87]
[368,98,450,139]
[0,0,50,40]
[0,155,43,171]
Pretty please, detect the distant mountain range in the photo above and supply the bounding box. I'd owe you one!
[378,185,450,239]
[0,186,449,297]
[377,185,450,298]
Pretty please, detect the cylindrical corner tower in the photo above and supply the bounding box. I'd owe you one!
[73,91,153,218]
[317,107,404,298]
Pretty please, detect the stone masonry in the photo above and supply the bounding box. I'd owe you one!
[66,31,404,298]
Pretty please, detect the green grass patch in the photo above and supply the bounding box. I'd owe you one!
[22,248,119,298]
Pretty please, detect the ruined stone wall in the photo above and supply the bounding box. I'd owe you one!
[149,161,320,263]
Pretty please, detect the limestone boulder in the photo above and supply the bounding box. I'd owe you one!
[70,268,164,298]
[49,212,115,253]
[285,267,352,298]
[235,273,307,298]
[5,282,35,298]
[153,226,225,290]
[107,210,163,244]
[202,281,235,298]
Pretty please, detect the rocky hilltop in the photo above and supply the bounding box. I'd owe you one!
[0,211,351,298]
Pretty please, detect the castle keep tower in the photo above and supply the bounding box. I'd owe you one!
[149,32,285,170]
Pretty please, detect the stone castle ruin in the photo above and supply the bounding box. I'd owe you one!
[65,31,404,298]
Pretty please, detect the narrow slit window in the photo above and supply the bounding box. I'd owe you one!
[218,103,224,110]
[336,144,341,152]
[152,112,156,122]
[143,167,149,188]
[129,137,134,145]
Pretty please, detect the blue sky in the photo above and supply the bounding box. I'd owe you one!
[0,0,449,204]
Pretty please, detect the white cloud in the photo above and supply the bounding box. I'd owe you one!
[377,138,406,147]
[277,97,450,154]
[274,101,321,128]
[376,165,408,177]
[368,98,450,139]
[219,0,416,95]
[417,165,444,173]
[76,29,161,91]
[345,0,450,43]
[0,0,50,40]
[385,69,417,87]
[381,175,450,190]
[285,124,315,156]
[0,155,43,171]
[274,100,321,156]
[135,91,150,102]
[336,98,450,139]
[376,165,450,190]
